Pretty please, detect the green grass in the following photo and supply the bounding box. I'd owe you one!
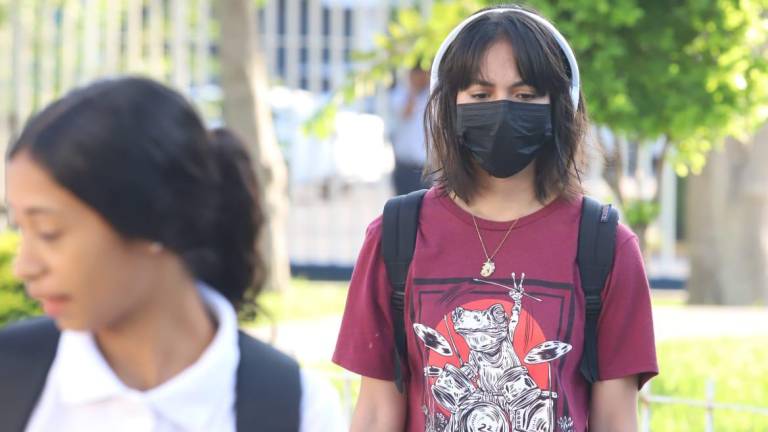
[250,278,348,326]
[254,283,686,326]
[253,283,686,322]
[648,337,768,431]
[651,289,686,307]
[0,232,41,327]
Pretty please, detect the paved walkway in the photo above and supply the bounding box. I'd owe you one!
[653,305,768,341]
[248,317,343,365]
[287,180,391,266]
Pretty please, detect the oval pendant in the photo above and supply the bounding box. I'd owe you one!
[480,259,495,278]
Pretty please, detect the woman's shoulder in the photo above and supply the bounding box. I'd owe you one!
[615,221,639,245]
[363,187,435,239]
[0,317,60,348]
[365,214,384,237]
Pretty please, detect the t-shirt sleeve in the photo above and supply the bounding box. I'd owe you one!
[596,224,659,388]
[332,217,397,381]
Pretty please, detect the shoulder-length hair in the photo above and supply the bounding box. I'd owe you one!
[425,5,588,203]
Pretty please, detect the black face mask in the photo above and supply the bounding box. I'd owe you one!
[456,100,553,178]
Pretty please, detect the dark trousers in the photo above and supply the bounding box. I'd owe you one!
[393,160,428,196]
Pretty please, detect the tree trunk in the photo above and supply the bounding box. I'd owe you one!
[686,125,768,305]
[214,0,291,294]
[595,128,625,207]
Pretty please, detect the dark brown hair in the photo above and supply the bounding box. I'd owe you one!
[9,77,264,311]
[425,5,587,203]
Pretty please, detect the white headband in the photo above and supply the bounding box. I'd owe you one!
[429,7,581,111]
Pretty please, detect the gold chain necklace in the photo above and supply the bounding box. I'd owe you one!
[471,214,518,278]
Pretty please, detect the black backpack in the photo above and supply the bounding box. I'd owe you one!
[382,190,618,392]
[0,317,302,432]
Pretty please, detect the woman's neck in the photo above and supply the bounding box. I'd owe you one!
[452,163,553,221]
[94,266,216,391]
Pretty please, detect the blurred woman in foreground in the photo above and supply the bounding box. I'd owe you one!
[0,77,343,432]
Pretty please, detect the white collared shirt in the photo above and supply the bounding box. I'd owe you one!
[25,284,345,432]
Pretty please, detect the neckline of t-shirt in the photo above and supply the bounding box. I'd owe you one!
[431,187,571,231]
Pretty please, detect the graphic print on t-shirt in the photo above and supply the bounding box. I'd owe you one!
[412,273,572,432]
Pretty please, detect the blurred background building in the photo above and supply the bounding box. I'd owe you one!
[2,0,765,297]
[1,1,767,428]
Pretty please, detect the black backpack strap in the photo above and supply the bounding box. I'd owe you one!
[382,189,427,393]
[577,196,619,384]
[0,321,302,432]
[0,317,60,432]
[236,331,302,432]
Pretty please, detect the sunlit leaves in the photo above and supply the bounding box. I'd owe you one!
[307,0,768,181]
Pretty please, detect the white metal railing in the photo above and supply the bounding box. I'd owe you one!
[2,0,419,155]
[1,0,431,140]
[640,379,768,432]
[0,0,216,200]
[317,369,768,430]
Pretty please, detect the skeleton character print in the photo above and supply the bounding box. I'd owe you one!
[412,273,572,432]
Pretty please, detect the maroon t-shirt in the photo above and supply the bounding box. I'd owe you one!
[333,188,658,432]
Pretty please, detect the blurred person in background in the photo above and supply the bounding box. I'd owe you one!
[389,64,431,195]
[334,5,657,432]
[0,77,344,432]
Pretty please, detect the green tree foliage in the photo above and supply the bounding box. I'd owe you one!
[0,232,41,327]
[308,0,768,249]
[544,0,768,177]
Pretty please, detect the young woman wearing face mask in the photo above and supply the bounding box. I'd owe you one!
[0,77,344,432]
[333,5,657,432]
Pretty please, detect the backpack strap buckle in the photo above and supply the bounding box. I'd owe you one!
[585,294,602,318]
[391,290,405,311]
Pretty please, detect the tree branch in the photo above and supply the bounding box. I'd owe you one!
[652,136,671,206]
